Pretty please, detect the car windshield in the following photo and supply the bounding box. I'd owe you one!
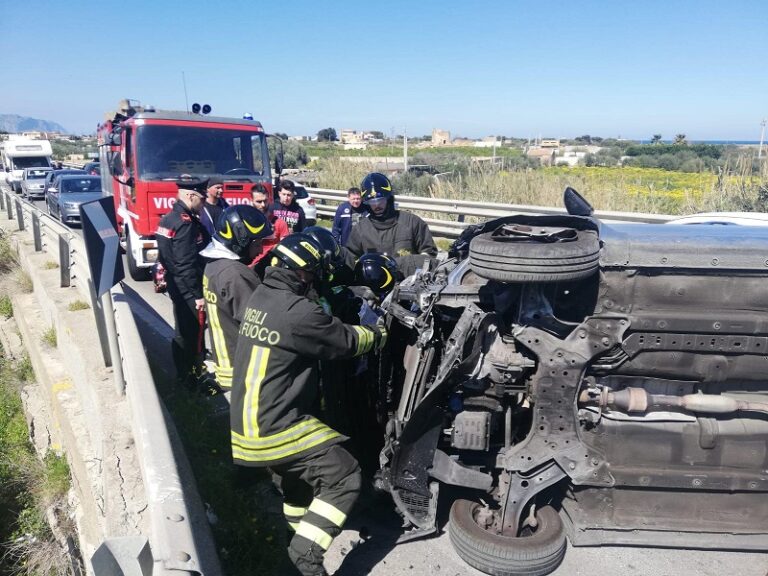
[26,169,51,179]
[136,124,268,181]
[60,178,101,193]
[14,156,51,169]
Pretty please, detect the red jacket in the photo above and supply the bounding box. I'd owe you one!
[251,215,289,265]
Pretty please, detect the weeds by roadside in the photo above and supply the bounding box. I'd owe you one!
[42,327,57,349]
[17,272,33,295]
[0,296,11,319]
[66,301,89,312]
[0,344,74,576]
[43,262,59,270]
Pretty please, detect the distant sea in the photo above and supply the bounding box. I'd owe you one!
[637,140,761,145]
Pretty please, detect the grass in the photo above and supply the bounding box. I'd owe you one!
[315,155,768,223]
[0,296,12,319]
[43,262,59,270]
[42,327,57,348]
[0,344,74,576]
[66,301,89,312]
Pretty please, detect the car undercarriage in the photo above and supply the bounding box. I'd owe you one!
[373,190,768,576]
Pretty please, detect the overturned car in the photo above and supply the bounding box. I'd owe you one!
[374,189,768,576]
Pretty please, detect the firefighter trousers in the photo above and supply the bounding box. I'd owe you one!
[270,444,362,576]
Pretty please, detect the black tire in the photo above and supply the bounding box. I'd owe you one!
[126,231,151,281]
[449,501,566,576]
[469,228,599,283]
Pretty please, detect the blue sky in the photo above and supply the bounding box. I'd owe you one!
[2,0,767,140]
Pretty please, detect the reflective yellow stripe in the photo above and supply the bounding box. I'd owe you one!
[276,244,307,267]
[207,305,231,373]
[243,346,270,438]
[295,521,333,550]
[233,417,330,448]
[379,326,387,349]
[288,521,300,531]
[284,504,308,517]
[309,498,347,528]
[353,326,374,356]
[232,428,341,463]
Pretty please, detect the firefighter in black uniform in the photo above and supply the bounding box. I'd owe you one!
[200,205,272,391]
[230,233,388,576]
[345,172,438,276]
[156,177,211,388]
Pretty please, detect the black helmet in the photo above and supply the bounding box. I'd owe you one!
[360,172,393,202]
[354,252,399,295]
[214,205,272,257]
[303,226,343,272]
[270,233,325,275]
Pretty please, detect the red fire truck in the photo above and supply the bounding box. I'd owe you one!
[98,100,282,280]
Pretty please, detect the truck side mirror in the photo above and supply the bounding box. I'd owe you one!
[274,153,284,176]
[109,152,124,177]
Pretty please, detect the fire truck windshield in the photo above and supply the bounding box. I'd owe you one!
[136,124,267,181]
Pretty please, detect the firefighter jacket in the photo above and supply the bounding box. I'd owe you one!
[201,241,261,389]
[271,200,306,233]
[230,266,387,467]
[157,201,210,302]
[346,210,437,260]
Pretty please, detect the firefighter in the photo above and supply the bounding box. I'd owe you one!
[156,176,211,388]
[230,233,388,576]
[345,172,438,277]
[200,205,272,392]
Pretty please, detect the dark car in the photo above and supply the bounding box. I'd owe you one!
[46,175,102,225]
[82,161,101,176]
[370,188,768,576]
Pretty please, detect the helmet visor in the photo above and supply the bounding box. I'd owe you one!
[365,196,388,209]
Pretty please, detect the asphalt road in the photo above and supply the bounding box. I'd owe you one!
[14,189,768,576]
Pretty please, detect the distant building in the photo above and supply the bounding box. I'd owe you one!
[473,136,502,148]
[526,147,556,166]
[452,138,474,146]
[432,129,450,146]
[540,139,560,148]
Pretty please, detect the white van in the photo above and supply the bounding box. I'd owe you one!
[1,138,53,193]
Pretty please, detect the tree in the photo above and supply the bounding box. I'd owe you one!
[674,134,688,145]
[369,130,385,140]
[651,134,662,144]
[317,127,337,142]
[274,132,289,140]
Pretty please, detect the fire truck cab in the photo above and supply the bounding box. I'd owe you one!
[98,100,279,280]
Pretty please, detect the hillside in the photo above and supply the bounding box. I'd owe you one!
[0,114,68,134]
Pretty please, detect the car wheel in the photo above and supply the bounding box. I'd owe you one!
[125,230,151,281]
[449,500,566,576]
[468,227,599,283]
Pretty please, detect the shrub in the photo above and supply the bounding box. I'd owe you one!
[67,300,90,312]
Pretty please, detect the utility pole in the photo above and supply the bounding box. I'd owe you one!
[759,119,767,160]
[403,126,408,172]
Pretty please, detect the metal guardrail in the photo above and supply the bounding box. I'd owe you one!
[0,184,212,575]
[308,186,675,237]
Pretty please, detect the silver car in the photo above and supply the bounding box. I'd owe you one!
[21,167,52,200]
[46,175,102,225]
